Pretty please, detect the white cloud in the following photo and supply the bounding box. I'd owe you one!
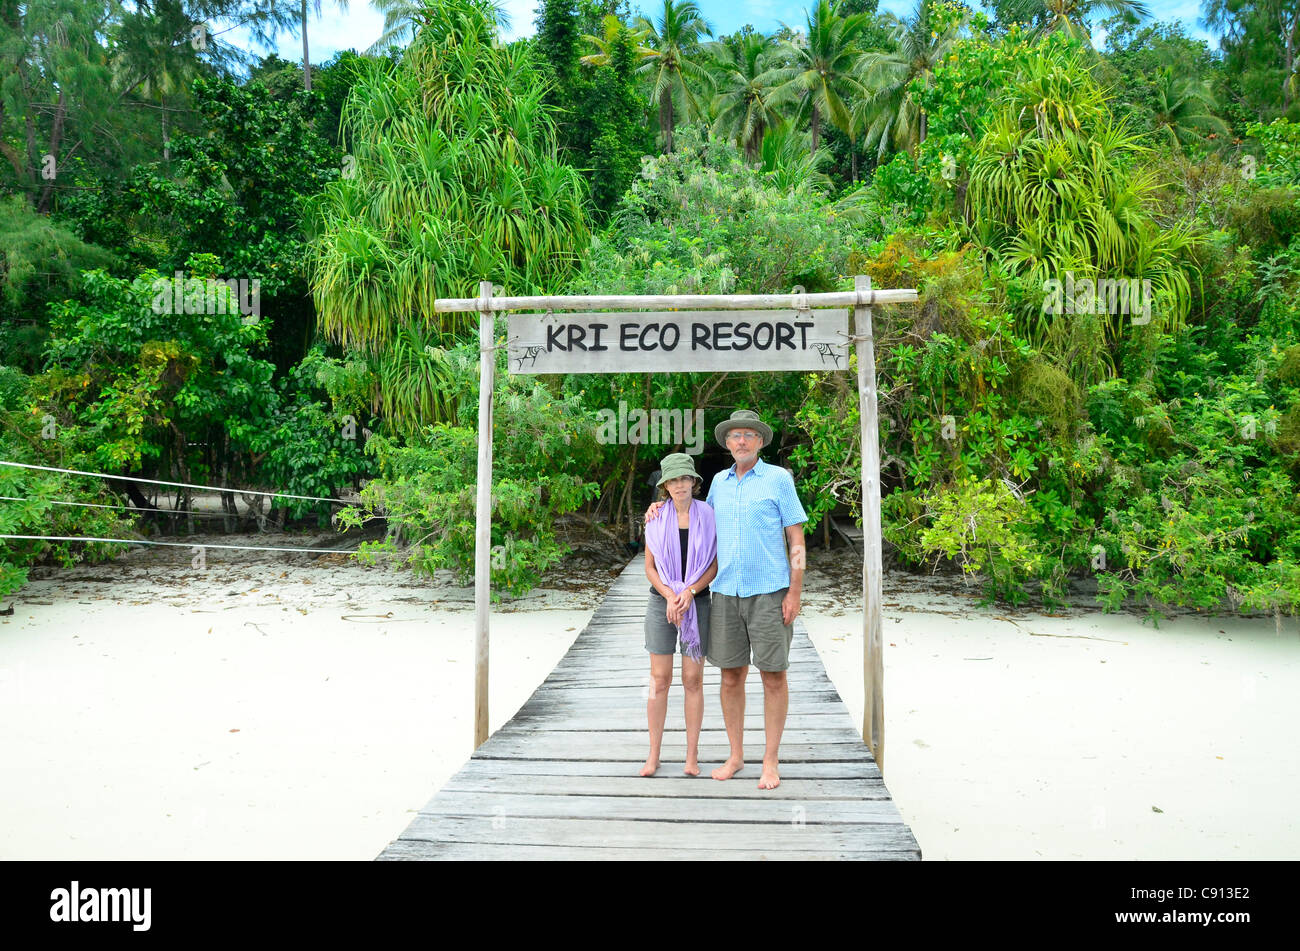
[498,0,543,41]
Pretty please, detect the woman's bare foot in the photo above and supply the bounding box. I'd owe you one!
[683,757,701,776]
[711,757,744,781]
[757,759,780,789]
[639,756,659,777]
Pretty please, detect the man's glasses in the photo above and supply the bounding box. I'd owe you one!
[726,431,760,442]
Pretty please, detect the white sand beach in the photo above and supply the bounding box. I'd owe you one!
[1,536,1297,860]
[801,569,1300,860]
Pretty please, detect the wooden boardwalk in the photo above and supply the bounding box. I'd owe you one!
[377,557,921,860]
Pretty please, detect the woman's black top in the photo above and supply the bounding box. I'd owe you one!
[648,522,701,598]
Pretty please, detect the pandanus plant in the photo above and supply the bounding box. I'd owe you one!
[308,0,591,432]
[967,48,1196,376]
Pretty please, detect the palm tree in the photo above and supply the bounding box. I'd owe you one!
[707,33,785,163]
[111,5,206,159]
[1148,67,1228,152]
[367,0,512,54]
[857,1,960,162]
[633,0,715,152]
[579,14,656,67]
[759,121,833,192]
[999,0,1151,44]
[766,0,873,159]
[297,0,350,92]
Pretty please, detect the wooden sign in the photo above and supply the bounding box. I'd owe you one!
[507,310,850,374]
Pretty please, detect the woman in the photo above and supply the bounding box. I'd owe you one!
[641,452,718,777]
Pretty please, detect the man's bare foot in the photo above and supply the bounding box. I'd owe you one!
[711,757,744,781]
[639,757,659,777]
[757,759,780,789]
[683,757,700,776]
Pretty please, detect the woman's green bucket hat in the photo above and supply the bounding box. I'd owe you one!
[655,452,702,488]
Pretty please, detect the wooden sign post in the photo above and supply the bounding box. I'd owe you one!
[473,280,494,749]
[439,282,913,767]
[855,275,886,772]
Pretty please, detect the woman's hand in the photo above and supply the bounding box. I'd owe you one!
[671,589,694,618]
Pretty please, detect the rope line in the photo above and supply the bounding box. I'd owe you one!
[0,461,347,505]
[0,495,258,519]
[0,534,395,556]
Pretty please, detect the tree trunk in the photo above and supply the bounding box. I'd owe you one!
[660,85,673,152]
[35,90,66,215]
[220,431,237,533]
[302,1,312,92]
[114,473,157,528]
[810,104,821,154]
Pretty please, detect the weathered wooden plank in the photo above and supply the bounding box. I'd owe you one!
[481,727,862,745]
[525,685,844,703]
[549,658,828,670]
[512,704,846,722]
[553,643,824,655]
[438,774,891,801]
[514,697,848,712]
[517,691,848,708]
[390,816,921,852]
[540,670,830,684]
[559,631,824,648]
[378,840,915,861]
[446,758,883,781]
[505,717,849,734]
[509,698,854,719]
[508,710,850,730]
[437,288,917,314]
[469,736,875,762]
[548,655,829,671]
[417,791,907,825]
[519,691,848,707]
[550,658,830,672]
[540,670,833,688]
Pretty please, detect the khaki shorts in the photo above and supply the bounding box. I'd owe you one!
[707,589,793,672]
[645,587,711,656]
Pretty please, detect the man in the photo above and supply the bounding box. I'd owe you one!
[646,409,806,789]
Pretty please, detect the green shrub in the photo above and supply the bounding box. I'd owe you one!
[335,333,602,597]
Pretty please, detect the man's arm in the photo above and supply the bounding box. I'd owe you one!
[697,556,718,591]
[785,523,805,594]
[782,522,805,625]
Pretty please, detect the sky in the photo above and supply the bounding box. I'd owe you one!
[228,1,1220,68]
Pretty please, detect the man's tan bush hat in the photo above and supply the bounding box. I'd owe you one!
[714,409,773,448]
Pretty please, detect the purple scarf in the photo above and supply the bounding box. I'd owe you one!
[645,499,717,659]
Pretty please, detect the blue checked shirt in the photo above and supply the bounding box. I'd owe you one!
[706,457,808,598]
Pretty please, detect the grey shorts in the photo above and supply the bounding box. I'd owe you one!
[645,587,711,656]
[708,589,793,671]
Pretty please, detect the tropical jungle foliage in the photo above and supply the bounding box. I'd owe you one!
[4,0,1300,624]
